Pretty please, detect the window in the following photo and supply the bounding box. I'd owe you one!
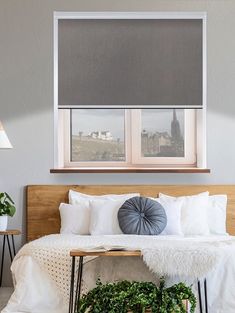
[54,12,207,171]
[131,109,196,165]
[57,108,205,169]
[71,109,126,162]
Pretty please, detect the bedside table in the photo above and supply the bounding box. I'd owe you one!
[0,229,21,287]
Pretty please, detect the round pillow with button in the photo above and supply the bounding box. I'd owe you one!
[118,196,167,235]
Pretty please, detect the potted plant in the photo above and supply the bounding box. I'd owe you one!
[0,192,16,231]
[78,278,196,313]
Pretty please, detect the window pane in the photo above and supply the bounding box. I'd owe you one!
[141,109,184,157]
[71,109,125,162]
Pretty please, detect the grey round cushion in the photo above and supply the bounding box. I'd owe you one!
[118,196,167,235]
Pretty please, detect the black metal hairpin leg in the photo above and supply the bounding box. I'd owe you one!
[11,235,16,255]
[198,280,203,313]
[0,234,17,287]
[204,279,208,313]
[74,257,84,313]
[0,235,6,287]
[69,256,84,313]
[6,235,13,262]
[69,256,76,313]
[197,278,208,313]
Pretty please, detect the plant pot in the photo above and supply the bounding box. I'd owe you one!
[0,215,8,231]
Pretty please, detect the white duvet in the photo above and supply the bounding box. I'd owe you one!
[2,234,235,313]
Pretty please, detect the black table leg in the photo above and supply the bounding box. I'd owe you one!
[74,256,84,313]
[11,235,16,256]
[198,280,203,313]
[0,235,6,287]
[6,235,13,262]
[204,279,208,313]
[69,256,76,313]
[197,278,208,313]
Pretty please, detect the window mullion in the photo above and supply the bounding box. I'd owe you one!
[130,109,142,165]
[125,109,132,166]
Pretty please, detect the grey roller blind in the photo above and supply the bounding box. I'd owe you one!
[58,19,203,108]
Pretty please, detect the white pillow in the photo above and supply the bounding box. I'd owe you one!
[59,202,90,235]
[151,197,184,236]
[159,192,210,236]
[207,195,227,235]
[69,190,139,204]
[89,199,125,235]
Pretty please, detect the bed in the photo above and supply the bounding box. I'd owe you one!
[3,185,235,313]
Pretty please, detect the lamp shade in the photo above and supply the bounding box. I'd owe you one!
[0,121,13,149]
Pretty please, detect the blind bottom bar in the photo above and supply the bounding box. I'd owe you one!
[58,105,203,109]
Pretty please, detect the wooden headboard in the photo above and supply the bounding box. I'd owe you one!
[26,185,235,241]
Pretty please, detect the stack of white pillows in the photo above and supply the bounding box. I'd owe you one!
[59,190,228,237]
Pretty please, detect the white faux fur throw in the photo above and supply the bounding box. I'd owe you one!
[142,242,221,279]
[14,234,235,302]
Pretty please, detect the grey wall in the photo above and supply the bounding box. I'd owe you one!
[0,0,235,286]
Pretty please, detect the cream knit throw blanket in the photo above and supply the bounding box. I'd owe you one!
[14,234,235,304]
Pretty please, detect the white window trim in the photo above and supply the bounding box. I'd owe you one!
[58,109,205,169]
[54,11,207,169]
[196,109,207,168]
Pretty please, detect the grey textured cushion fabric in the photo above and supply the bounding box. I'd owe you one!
[118,196,167,235]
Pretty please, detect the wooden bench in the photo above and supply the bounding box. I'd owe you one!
[68,249,207,313]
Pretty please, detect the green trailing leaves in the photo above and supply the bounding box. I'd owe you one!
[78,278,196,313]
[0,192,16,217]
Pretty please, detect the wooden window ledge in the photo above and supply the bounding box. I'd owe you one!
[50,168,210,174]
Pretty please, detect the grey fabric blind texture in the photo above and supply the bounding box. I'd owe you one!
[58,19,203,108]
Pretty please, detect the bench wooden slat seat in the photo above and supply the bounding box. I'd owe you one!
[70,249,141,257]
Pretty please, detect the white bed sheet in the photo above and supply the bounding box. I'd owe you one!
[2,234,235,313]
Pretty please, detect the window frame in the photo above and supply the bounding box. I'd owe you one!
[54,11,207,170]
[62,109,131,168]
[131,109,196,166]
[58,109,205,169]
